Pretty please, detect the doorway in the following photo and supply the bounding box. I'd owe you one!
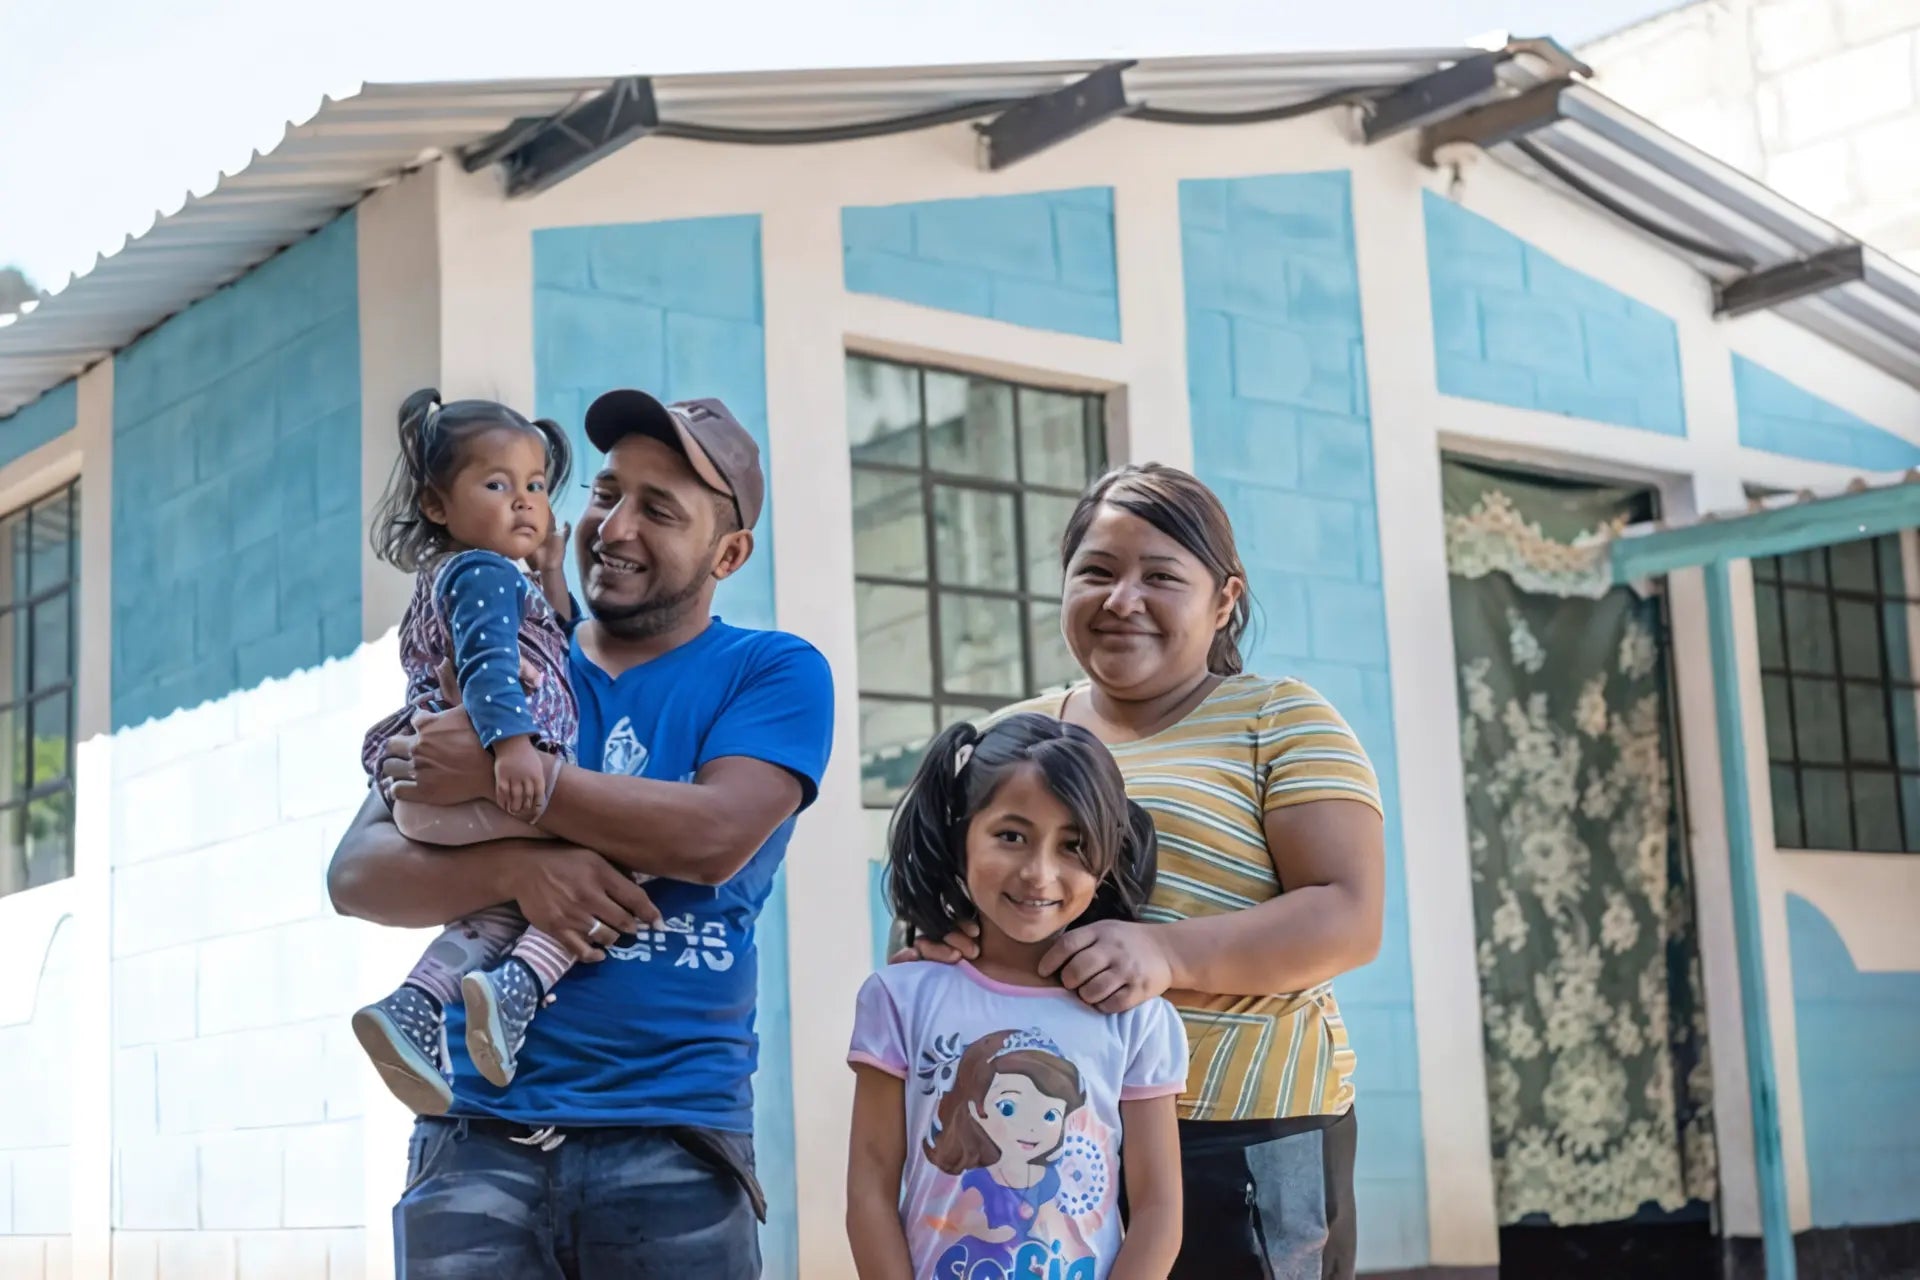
[1440,456,1719,1277]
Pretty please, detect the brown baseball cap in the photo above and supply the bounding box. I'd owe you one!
[583,390,764,531]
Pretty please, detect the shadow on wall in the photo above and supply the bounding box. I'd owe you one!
[111,214,363,731]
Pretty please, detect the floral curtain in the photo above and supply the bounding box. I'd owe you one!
[1445,459,1717,1226]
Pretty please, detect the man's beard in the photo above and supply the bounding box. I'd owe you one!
[586,563,710,640]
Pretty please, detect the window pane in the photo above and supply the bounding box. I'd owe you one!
[1893,688,1920,770]
[26,492,73,595]
[846,359,922,467]
[1878,535,1909,596]
[1782,588,1835,674]
[1836,599,1883,678]
[29,594,68,694]
[1800,767,1852,850]
[1791,677,1844,765]
[1027,604,1079,692]
[1905,775,1920,853]
[925,372,1016,480]
[855,584,933,696]
[1780,549,1826,586]
[1769,766,1803,849]
[1752,555,1779,583]
[931,486,1018,589]
[1023,493,1080,598]
[1828,537,1878,593]
[850,470,927,581]
[0,806,22,898]
[24,790,71,888]
[1754,583,1785,669]
[1846,683,1892,765]
[29,690,69,786]
[1019,388,1100,489]
[0,701,23,803]
[939,593,1024,698]
[859,699,934,808]
[1761,674,1795,761]
[1887,602,1918,685]
[1852,772,1904,853]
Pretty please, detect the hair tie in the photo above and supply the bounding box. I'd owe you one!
[953,743,975,777]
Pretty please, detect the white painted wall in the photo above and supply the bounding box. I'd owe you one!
[1587,0,1920,272]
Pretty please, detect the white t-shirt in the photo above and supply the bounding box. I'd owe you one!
[848,960,1189,1280]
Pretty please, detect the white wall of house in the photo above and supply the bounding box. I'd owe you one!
[1587,0,1920,272]
[0,85,1914,1277]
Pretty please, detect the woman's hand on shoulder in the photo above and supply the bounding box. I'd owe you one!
[886,919,981,965]
[1040,920,1174,1014]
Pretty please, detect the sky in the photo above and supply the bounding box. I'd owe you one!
[0,0,1683,291]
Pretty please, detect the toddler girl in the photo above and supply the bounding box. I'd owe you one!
[351,389,605,1115]
[846,714,1187,1280]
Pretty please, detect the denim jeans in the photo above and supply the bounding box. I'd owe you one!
[395,1117,762,1279]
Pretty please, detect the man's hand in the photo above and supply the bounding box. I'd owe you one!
[507,844,663,962]
[1038,920,1175,1014]
[492,735,545,819]
[383,706,494,807]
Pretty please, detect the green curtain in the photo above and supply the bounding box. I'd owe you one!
[1445,459,1717,1226]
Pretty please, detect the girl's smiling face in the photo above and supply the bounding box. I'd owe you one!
[970,1071,1069,1165]
[963,764,1100,947]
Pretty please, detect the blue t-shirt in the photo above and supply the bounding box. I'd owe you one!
[444,617,834,1131]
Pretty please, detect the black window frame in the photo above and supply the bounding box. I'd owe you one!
[847,353,1107,808]
[1753,532,1920,853]
[0,479,79,894]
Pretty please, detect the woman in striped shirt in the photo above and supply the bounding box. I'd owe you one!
[903,463,1386,1279]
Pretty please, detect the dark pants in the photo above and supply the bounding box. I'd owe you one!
[1168,1109,1358,1280]
[395,1117,762,1279]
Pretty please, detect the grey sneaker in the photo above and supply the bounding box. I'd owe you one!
[351,986,453,1116]
[462,958,543,1089]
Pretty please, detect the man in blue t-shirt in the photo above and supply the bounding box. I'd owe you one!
[328,390,833,1279]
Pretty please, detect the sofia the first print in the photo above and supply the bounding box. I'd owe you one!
[917,1029,1112,1280]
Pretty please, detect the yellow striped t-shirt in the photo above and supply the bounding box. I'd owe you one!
[1000,674,1382,1121]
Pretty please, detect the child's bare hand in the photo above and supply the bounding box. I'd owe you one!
[529,520,570,578]
[493,736,546,819]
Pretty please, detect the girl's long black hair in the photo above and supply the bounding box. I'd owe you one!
[886,712,1157,945]
[370,387,573,573]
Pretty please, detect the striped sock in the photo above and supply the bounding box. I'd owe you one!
[404,905,525,1007]
[509,929,576,996]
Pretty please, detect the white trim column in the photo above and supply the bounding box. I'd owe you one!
[1350,139,1501,1267]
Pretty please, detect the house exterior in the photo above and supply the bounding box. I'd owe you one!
[0,41,1915,1280]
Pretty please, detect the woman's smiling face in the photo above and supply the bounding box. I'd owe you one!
[970,1071,1068,1165]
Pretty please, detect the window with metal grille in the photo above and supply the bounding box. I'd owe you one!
[0,482,78,894]
[846,355,1106,808]
[1753,532,1920,852]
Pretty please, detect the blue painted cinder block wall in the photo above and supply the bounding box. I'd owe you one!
[842,189,1121,340]
[112,214,362,729]
[532,215,799,1279]
[0,379,76,469]
[1425,192,1686,437]
[1734,356,1920,470]
[1181,170,1427,1270]
[1787,894,1920,1227]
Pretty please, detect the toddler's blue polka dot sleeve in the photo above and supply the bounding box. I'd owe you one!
[436,550,539,750]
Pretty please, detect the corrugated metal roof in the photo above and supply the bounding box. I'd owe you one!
[1481,83,1920,388]
[0,51,1475,418]
[6,45,1920,419]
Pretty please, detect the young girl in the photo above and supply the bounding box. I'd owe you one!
[847,714,1187,1280]
[351,388,609,1115]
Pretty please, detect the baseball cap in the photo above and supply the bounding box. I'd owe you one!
[583,390,764,531]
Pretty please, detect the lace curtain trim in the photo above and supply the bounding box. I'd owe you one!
[1446,489,1627,600]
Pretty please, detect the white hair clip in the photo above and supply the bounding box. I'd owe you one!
[953,743,975,777]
